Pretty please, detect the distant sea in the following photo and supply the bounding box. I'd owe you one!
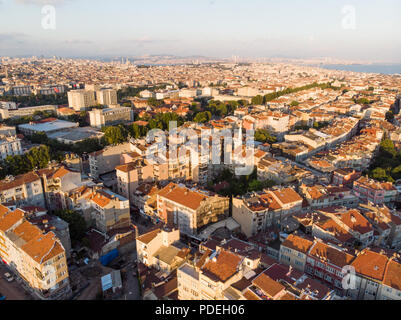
[318,64,401,75]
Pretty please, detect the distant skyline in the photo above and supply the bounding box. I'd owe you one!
[0,0,401,62]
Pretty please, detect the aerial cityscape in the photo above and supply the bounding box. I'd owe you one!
[0,0,401,307]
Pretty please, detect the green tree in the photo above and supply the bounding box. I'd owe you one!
[370,168,389,182]
[251,95,264,105]
[380,139,396,158]
[386,111,395,123]
[103,126,127,145]
[53,210,87,246]
[248,179,262,192]
[255,129,277,144]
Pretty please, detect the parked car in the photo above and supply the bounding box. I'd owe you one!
[4,272,14,282]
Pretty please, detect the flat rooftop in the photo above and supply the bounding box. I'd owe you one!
[47,126,104,142]
[18,119,78,133]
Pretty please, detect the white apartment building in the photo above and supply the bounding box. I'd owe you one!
[0,135,22,160]
[0,101,17,110]
[11,85,32,96]
[96,89,118,106]
[0,172,46,208]
[89,107,133,129]
[0,105,58,121]
[89,142,133,178]
[67,89,96,111]
[0,206,70,300]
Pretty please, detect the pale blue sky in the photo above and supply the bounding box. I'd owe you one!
[0,0,400,61]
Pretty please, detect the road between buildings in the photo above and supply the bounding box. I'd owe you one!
[0,264,33,300]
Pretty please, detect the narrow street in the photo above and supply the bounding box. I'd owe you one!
[0,264,33,300]
[120,251,140,300]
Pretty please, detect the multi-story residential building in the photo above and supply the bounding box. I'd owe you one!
[353,176,398,205]
[11,85,32,96]
[88,106,133,128]
[299,184,358,209]
[132,183,161,220]
[89,142,132,179]
[156,183,229,237]
[0,172,46,208]
[232,188,303,238]
[0,101,17,110]
[178,248,244,300]
[37,166,82,211]
[0,124,17,137]
[68,186,130,233]
[332,168,362,187]
[0,135,22,160]
[115,159,154,205]
[67,89,96,111]
[305,240,355,294]
[257,157,311,185]
[96,89,118,105]
[0,206,70,300]
[136,227,188,275]
[34,84,66,95]
[279,233,314,272]
[25,209,72,259]
[348,248,401,300]
[359,204,401,248]
[318,207,374,247]
[0,105,58,121]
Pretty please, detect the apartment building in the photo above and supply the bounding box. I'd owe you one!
[279,233,314,272]
[89,142,132,179]
[0,206,70,300]
[318,208,374,247]
[67,89,96,111]
[257,157,311,184]
[348,248,401,300]
[37,166,82,211]
[116,159,154,205]
[353,176,398,205]
[359,204,401,248]
[0,135,22,160]
[34,84,66,95]
[70,187,130,233]
[89,106,133,128]
[96,89,118,105]
[232,188,303,238]
[0,172,46,208]
[178,249,244,300]
[0,124,17,137]
[332,168,362,187]
[156,183,229,236]
[299,184,358,209]
[304,240,355,294]
[11,85,32,96]
[0,105,58,121]
[136,228,188,274]
[25,210,72,259]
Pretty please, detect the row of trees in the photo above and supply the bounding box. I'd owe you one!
[0,145,51,178]
[254,129,277,144]
[1,92,68,107]
[209,168,276,197]
[251,82,342,105]
[100,113,185,145]
[190,99,247,122]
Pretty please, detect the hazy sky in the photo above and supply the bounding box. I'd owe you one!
[0,0,400,62]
